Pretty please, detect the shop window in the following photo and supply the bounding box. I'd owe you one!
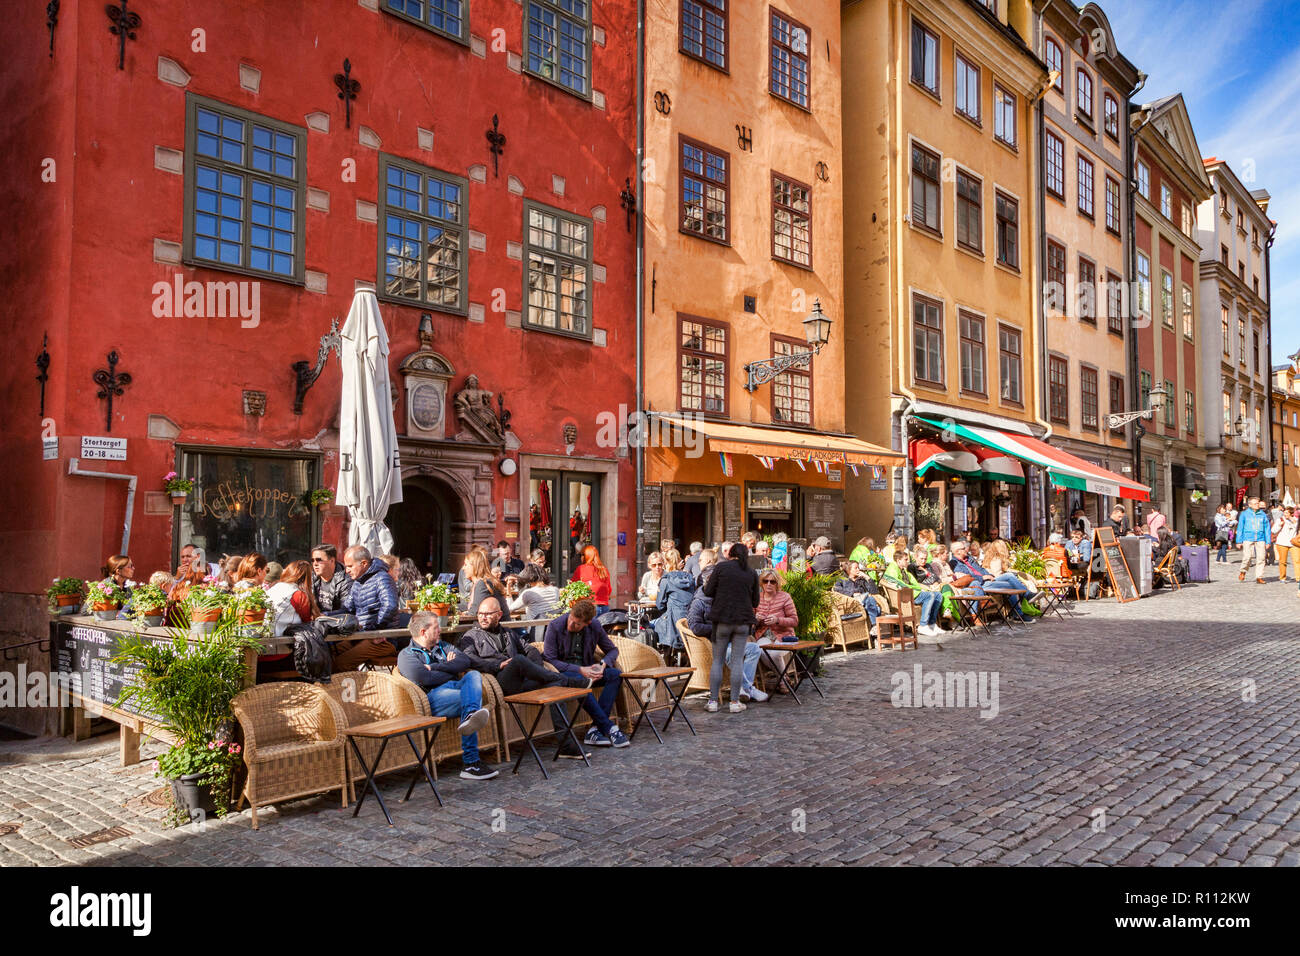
[176,450,318,567]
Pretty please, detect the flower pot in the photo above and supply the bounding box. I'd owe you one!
[92,602,119,622]
[168,773,218,823]
[429,602,451,617]
[191,607,223,623]
[240,609,267,624]
[316,501,331,512]
[171,493,187,506]
[56,594,81,608]
[143,615,165,628]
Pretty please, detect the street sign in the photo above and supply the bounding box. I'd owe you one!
[1204,472,1223,481]
[81,437,127,461]
[1263,467,1278,478]
[42,437,58,460]
[1238,467,1259,479]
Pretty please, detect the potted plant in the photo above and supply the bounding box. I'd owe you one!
[163,471,193,506]
[85,579,128,621]
[113,622,260,826]
[46,577,85,615]
[129,582,170,629]
[305,488,334,512]
[231,586,271,627]
[184,584,231,634]
[412,581,455,615]
[558,580,594,609]
[778,571,834,643]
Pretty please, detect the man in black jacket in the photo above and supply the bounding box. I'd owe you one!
[397,612,497,780]
[311,544,352,613]
[459,598,589,758]
[808,536,839,574]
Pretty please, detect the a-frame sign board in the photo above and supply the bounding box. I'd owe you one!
[1087,526,1139,602]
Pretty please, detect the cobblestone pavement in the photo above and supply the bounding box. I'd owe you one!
[2,564,1299,866]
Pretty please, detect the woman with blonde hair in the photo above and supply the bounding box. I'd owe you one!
[460,548,508,617]
[661,548,683,572]
[638,551,666,602]
[571,544,612,615]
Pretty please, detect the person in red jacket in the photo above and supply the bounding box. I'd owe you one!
[571,544,612,614]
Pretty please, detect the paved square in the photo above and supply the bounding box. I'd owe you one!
[3,564,1299,866]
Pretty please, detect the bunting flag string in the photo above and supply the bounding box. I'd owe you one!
[793,458,806,471]
[718,452,733,477]
[848,463,860,477]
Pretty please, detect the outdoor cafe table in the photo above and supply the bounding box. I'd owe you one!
[757,640,827,705]
[619,665,696,742]
[345,714,446,826]
[258,615,561,651]
[980,587,1027,629]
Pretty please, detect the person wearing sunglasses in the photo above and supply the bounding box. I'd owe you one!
[310,543,352,614]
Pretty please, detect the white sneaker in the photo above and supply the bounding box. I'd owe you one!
[705,699,719,713]
[747,687,769,703]
[729,701,747,713]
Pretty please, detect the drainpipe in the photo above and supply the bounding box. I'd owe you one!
[1265,218,1277,500]
[68,459,137,555]
[633,0,646,582]
[893,7,918,540]
[1029,12,1052,546]
[1127,75,1151,521]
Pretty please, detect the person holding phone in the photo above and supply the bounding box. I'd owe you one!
[542,599,630,749]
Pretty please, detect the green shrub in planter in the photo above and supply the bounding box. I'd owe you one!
[46,577,85,614]
[129,583,171,627]
[558,580,594,608]
[85,579,128,612]
[777,571,834,639]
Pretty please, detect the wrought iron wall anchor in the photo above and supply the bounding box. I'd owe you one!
[497,393,512,435]
[736,125,752,152]
[816,161,830,182]
[36,333,50,418]
[105,0,141,71]
[619,178,636,233]
[292,318,342,415]
[334,58,360,129]
[93,350,132,432]
[653,91,671,115]
[486,115,506,177]
[47,1,60,58]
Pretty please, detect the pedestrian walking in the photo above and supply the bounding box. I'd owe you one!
[1213,504,1232,563]
[702,541,760,714]
[1274,506,1298,582]
[1236,496,1271,584]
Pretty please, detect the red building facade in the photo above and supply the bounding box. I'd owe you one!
[0,1,638,624]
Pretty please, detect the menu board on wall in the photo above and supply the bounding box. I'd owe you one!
[641,483,662,557]
[803,489,845,552]
[952,494,967,535]
[723,485,742,542]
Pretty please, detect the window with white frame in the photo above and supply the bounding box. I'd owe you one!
[1136,160,1149,199]
[994,85,1016,147]
[524,201,592,337]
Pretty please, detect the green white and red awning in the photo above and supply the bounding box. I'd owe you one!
[914,416,1149,501]
[910,437,1025,484]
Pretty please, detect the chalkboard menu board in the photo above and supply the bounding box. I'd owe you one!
[51,621,154,717]
[642,483,662,558]
[723,485,742,541]
[803,489,845,552]
[1091,527,1138,603]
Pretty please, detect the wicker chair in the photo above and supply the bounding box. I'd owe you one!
[877,584,919,651]
[677,618,725,696]
[232,683,349,829]
[826,590,873,653]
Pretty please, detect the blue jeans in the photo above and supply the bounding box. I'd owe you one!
[582,666,621,736]
[427,669,483,766]
[913,590,941,626]
[1217,540,1229,561]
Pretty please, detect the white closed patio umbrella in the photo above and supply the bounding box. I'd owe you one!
[335,289,402,556]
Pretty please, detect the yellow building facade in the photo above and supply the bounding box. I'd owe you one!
[843,0,1050,542]
[1272,362,1300,506]
[639,1,897,557]
[1035,1,1139,531]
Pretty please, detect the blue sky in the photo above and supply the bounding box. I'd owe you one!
[1104,0,1300,363]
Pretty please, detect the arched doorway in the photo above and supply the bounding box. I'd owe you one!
[386,477,457,576]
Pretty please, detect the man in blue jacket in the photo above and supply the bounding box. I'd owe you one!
[397,611,497,780]
[543,600,631,749]
[1236,496,1271,583]
[336,545,401,670]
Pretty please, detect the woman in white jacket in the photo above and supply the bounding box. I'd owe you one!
[1272,506,1298,582]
